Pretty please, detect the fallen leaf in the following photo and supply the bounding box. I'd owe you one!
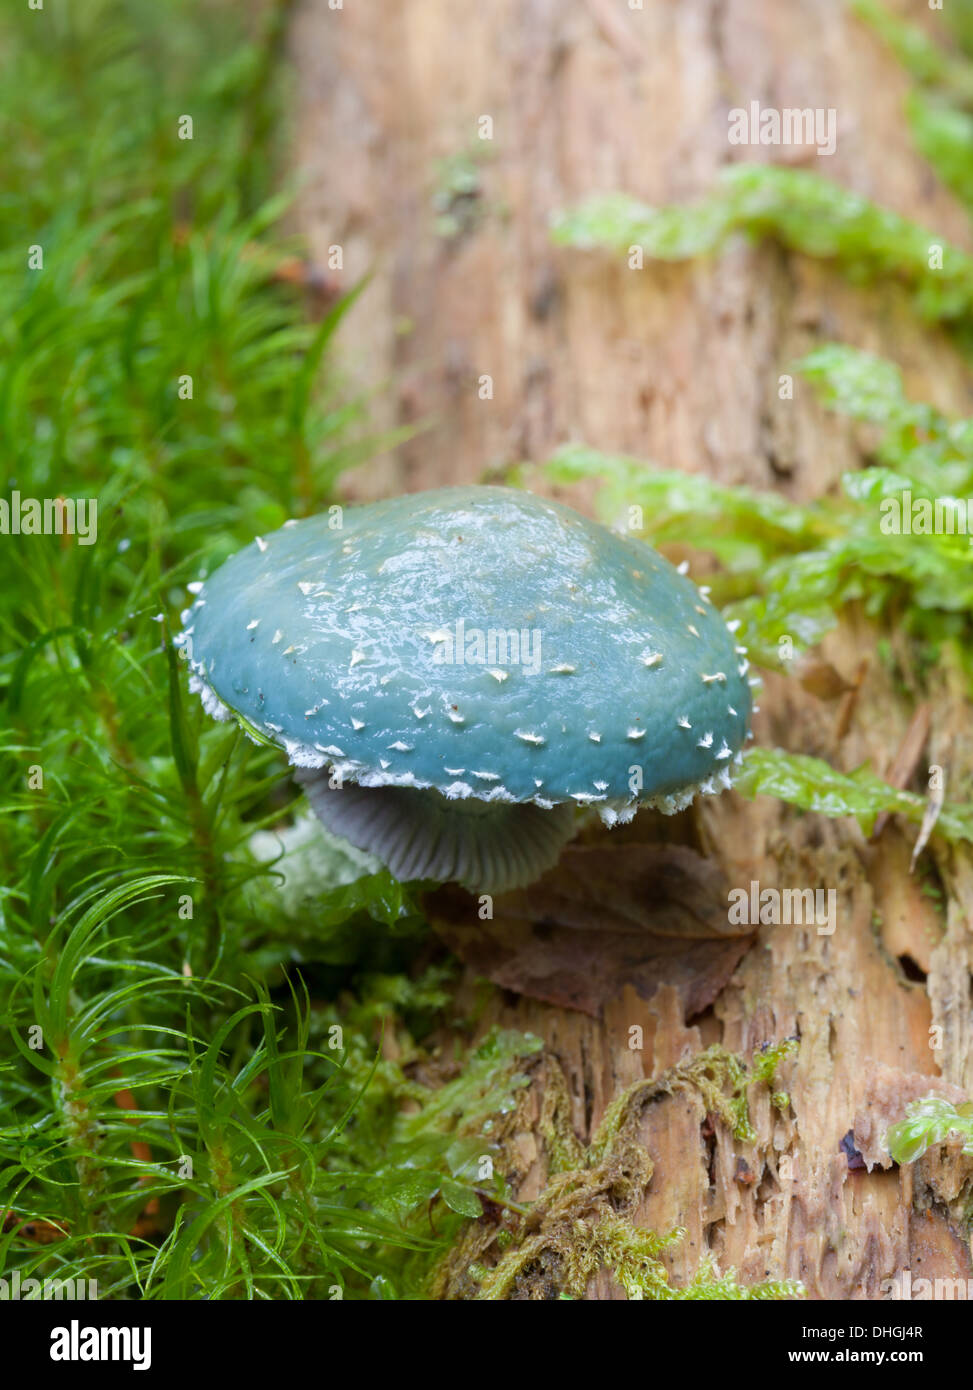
[2,1211,66,1244]
[795,658,853,701]
[425,842,754,1018]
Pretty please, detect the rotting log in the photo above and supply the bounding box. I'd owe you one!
[292,0,973,1296]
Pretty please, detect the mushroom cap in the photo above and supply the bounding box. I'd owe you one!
[180,486,751,819]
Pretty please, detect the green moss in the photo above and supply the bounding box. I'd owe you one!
[907,90,973,214]
[735,748,973,846]
[552,164,973,322]
[590,1045,770,1153]
[437,1042,803,1300]
[852,0,973,105]
[886,1095,973,1167]
[0,0,542,1302]
[750,1038,800,1114]
[432,143,494,240]
[537,1050,587,1174]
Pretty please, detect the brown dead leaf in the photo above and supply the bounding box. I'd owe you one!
[835,657,870,740]
[795,658,853,701]
[425,842,754,1018]
[2,1211,66,1244]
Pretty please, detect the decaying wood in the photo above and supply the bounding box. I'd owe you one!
[292,0,973,1296]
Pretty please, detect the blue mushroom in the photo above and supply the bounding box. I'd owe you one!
[178,486,752,893]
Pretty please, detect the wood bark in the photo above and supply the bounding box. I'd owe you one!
[292,0,973,1296]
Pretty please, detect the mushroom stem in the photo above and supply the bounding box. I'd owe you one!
[296,770,576,894]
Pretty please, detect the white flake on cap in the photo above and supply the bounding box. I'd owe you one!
[188,674,231,723]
